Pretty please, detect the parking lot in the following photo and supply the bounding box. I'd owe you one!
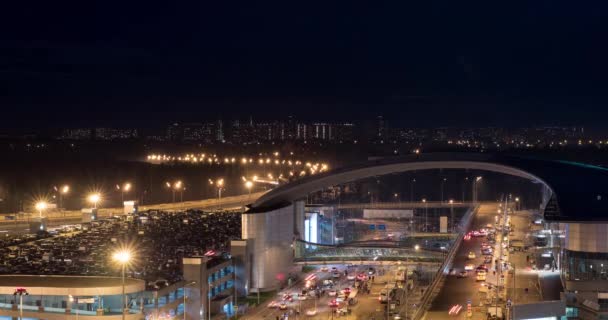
[0,209,242,289]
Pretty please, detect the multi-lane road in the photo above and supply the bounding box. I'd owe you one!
[0,192,265,234]
[242,262,435,320]
[425,203,500,320]
[424,201,548,320]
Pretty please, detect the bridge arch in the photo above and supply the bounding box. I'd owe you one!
[251,153,608,222]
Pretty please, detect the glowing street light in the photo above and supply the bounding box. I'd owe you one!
[245,180,253,195]
[216,179,224,199]
[449,199,455,232]
[113,249,132,320]
[88,193,101,209]
[414,244,420,251]
[166,181,184,202]
[35,201,47,218]
[116,182,132,203]
[55,185,70,210]
[473,176,483,203]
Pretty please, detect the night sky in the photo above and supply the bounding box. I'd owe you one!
[2,1,608,128]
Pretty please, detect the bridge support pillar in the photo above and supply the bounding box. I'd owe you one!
[242,204,295,292]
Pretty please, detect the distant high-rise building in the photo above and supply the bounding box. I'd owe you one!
[296,123,309,140]
[333,123,355,142]
[216,119,224,142]
[166,123,182,142]
[312,123,332,140]
[94,128,138,140]
[59,128,93,140]
[376,116,387,139]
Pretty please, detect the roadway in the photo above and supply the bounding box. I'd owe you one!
[0,192,265,234]
[425,203,498,320]
[424,202,553,320]
[242,262,436,320]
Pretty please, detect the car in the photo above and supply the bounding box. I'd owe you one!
[320,266,329,272]
[449,268,456,275]
[458,271,468,278]
[328,299,339,308]
[342,287,351,295]
[484,256,493,264]
[464,264,475,271]
[331,267,338,272]
[332,271,340,278]
[305,309,317,316]
[379,289,389,303]
[328,289,337,297]
[356,273,368,281]
[268,301,280,308]
[449,304,463,316]
[468,251,476,259]
[279,303,288,310]
[347,274,356,281]
[477,264,488,271]
[368,267,376,275]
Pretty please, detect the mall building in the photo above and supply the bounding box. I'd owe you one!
[0,252,236,320]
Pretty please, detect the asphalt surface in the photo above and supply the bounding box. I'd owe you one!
[242,262,435,320]
[428,204,497,312]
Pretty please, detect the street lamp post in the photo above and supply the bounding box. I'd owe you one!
[217,179,224,200]
[14,288,28,320]
[174,181,183,203]
[245,180,253,195]
[117,183,132,203]
[410,178,416,202]
[166,181,183,203]
[88,194,101,209]
[441,178,447,203]
[473,176,482,204]
[449,199,454,233]
[209,178,224,200]
[422,198,427,233]
[113,250,132,320]
[57,185,70,210]
[35,201,47,218]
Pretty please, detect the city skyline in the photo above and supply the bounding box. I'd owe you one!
[2,2,608,128]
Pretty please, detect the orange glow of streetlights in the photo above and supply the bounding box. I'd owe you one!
[245,180,253,194]
[35,201,47,218]
[88,193,101,208]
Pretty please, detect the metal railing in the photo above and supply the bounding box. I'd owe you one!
[411,204,479,320]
